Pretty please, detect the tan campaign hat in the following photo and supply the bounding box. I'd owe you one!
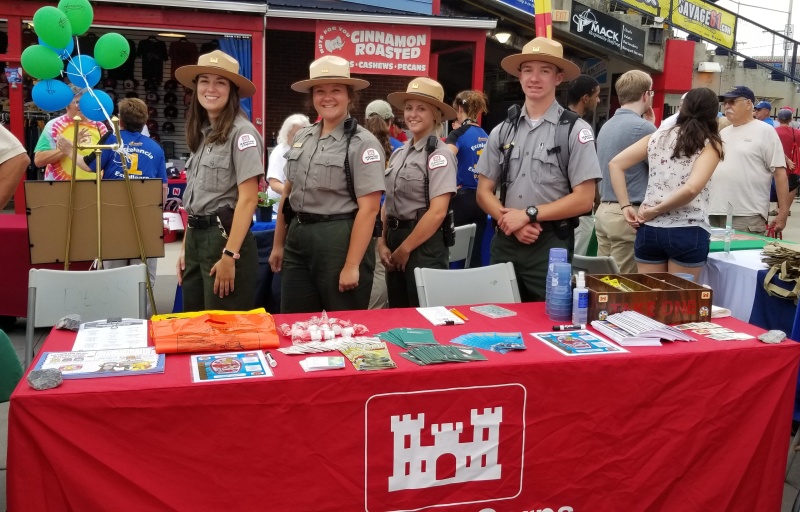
[175,50,256,98]
[291,55,370,93]
[501,37,580,81]
[387,77,457,121]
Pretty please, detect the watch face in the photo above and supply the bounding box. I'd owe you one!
[527,207,537,216]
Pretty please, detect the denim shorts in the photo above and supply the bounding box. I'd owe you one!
[634,224,710,268]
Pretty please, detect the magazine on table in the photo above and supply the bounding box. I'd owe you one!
[34,347,164,379]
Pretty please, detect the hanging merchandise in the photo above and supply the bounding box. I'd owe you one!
[137,36,168,82]
[168,38,198,80]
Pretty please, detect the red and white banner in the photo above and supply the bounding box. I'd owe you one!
[315,21,431,76]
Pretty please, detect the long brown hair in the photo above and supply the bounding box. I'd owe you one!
[185,78,242,153]
[672,87,724,160]
[365,114,392,158]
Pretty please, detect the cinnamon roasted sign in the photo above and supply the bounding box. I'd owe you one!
[315,21,431,75]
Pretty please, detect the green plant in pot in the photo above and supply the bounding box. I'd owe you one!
[257,192,278,222]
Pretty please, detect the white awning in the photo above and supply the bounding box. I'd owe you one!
[94,0,267,14]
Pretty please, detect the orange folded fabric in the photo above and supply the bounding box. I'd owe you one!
[151,312,280,354]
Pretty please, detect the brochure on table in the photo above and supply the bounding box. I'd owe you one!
[34,347,164,379]
[72,318,149,351]
[190,351,274,383]
[533,330,628,356]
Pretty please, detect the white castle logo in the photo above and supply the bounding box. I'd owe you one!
[388,407,503,491]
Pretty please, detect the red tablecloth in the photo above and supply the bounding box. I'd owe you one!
[8,303,800,512]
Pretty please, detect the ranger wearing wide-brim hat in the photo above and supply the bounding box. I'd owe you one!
[270,54,386,314]
[474,37,601,303]
[379,76,458,308]
[175,50,256,97]
[174,50,264,313]
[387,77,458,121]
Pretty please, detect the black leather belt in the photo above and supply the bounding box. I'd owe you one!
[456,187,477,195]
[601,201,642,206]
[187,214,216,229]
[387,217,416,230]
[295,212,356,224]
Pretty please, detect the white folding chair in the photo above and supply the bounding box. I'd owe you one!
[448,223,477,268]
[414,262,521,307]
[24,264,148,369]
[572,254,620,275]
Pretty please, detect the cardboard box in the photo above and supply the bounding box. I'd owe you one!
[586,273,713,324]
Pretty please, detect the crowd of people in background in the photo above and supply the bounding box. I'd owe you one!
[2,39,798,314]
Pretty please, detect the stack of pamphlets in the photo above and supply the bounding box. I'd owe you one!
[600,310,695,345]
[450,332,526,354]
[591,321,663,347]
[277,337,377,355]
[377,328,438,349]
[398,345,487,366]
[340,338,397,370]
[35,347,164,379]
[299,356,346,372]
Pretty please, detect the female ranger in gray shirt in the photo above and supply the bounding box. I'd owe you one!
[269,56,386,313]
[175,51,263,312]
[378,77,458,308]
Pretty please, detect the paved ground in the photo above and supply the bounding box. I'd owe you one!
[3,204,800,511]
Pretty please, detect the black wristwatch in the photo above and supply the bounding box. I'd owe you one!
[525,206,538,223]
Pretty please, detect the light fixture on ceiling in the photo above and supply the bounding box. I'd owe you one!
[494,32,512,44]
[158,32,187,38]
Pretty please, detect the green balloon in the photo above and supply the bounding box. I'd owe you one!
[33,6,72,49]
[58,0,94,36]
[94,33,130,70]
[21,45,64,80]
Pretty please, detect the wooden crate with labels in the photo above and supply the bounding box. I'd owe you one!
[585,273,713,324]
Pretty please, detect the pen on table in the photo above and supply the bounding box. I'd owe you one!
[552,324,586,331]
[450,308,468,321]
[265,351,277,368]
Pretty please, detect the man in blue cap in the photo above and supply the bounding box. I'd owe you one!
[709,85,789,234]
[754,100,776,127]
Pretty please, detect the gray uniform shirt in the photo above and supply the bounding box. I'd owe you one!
[385,137,457,220]
[596,108,656,203]
[184,115,264,215]
[285,120,385,215]
[476,100,601,211]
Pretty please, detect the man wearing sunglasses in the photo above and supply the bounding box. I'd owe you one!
[709,85,789,235]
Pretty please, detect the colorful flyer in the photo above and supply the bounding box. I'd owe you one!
[190,351,273,383]
[532,330,628,357]
[34,347,164,379]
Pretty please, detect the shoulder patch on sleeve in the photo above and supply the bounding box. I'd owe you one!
[578,128,594,144]
[237,133,258,151]
[428,153,448,170]
[361,147,382,164]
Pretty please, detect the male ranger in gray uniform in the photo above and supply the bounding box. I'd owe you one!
[476,38,602,302]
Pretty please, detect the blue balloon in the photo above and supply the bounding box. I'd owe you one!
[66,55,101,89]
[79,89,113,122]
[32,79,74,111]
[38,36,74,60]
